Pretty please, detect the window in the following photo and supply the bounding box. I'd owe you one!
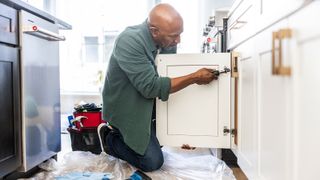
[56,0,155,94]
[84,36,99,63]
[103,32,118,63]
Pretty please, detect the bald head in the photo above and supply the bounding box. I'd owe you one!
[148,3,183,33]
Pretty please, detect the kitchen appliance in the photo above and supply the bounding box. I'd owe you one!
[202,9,228,53]
[19,10,65,171]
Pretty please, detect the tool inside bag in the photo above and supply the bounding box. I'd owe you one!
[67,103,105,154]
[67,127,102,154]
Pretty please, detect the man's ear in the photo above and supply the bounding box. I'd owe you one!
[150,27,160,37]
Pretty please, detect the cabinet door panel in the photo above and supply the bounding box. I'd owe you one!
[156,53,231,148]
[235,38,258,179]
[259,50,290,180]
[255,19,293,179]
[0,44,21,177]
[167,65,219,136]
[0,62,14,158]
[288,2,320,179]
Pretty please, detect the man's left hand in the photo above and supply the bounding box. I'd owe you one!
[181,144,196,150]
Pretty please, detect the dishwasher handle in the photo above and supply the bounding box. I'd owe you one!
[23,25,66,41]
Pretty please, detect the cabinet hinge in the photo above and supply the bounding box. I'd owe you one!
[231,52,239,78]
[231,129,237,136]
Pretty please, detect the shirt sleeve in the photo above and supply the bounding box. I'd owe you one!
[113,34,171,101]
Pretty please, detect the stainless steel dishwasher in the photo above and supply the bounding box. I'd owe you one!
[19,10,65,172]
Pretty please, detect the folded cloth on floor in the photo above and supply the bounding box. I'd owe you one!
[55,172,112,180]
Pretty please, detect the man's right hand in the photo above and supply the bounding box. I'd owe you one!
[170,68,218,93]
[192,68,217,85]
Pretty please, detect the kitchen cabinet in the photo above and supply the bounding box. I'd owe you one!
[0,0,70,178]
[229,1,319,179]
[0,45,21,178]
[0,3,18,45]
[232,38,259,178]
[254,19,294,180]
[157,1,319,180]
[227,0,258,49]
[287,2,320,179]
[156,53,233,148]
[0,3,21,178]
[244,2,319,179]
[258,0,305,30]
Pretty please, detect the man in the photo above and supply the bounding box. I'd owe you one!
[98,3,217,172]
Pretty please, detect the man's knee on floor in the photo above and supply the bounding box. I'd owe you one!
[140,154,164,172]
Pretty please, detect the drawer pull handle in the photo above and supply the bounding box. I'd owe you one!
[23,25,66,41]
[230,20,247,30]
[271,28,292,76]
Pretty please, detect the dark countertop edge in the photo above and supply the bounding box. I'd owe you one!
[0,0,72,30]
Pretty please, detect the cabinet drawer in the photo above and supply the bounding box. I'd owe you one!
[258,0,304,30]
[0,3,18,45]
[227,0,256,49]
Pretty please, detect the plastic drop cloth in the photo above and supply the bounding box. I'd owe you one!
[22,147,235,180]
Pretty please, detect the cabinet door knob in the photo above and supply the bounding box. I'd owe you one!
[223,127,230,135]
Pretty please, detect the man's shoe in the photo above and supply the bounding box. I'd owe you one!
[97,123,111,154]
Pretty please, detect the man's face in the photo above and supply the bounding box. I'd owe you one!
[150,21,183,48]
[157,28,182,48]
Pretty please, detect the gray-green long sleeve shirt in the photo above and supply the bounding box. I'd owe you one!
[102,20,175,155]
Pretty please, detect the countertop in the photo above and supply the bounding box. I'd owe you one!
[0,0,71,30]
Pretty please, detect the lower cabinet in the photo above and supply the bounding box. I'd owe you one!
[232,1,320,179]
[156,53,233,148]
[233,38,259,179]
[0,44,21,178]
[255,19,294,180]
[288,1,320,179]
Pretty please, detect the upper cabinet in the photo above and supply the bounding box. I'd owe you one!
[0,3,18,45]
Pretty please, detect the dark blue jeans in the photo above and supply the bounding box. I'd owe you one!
[105,120,163,172]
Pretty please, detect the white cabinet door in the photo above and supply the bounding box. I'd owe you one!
[233,38,259,179]
[288,2,320,179]
[156,53,231,148]
[255,19,294,180]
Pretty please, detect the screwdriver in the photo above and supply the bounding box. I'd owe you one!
[212,67,231,77]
